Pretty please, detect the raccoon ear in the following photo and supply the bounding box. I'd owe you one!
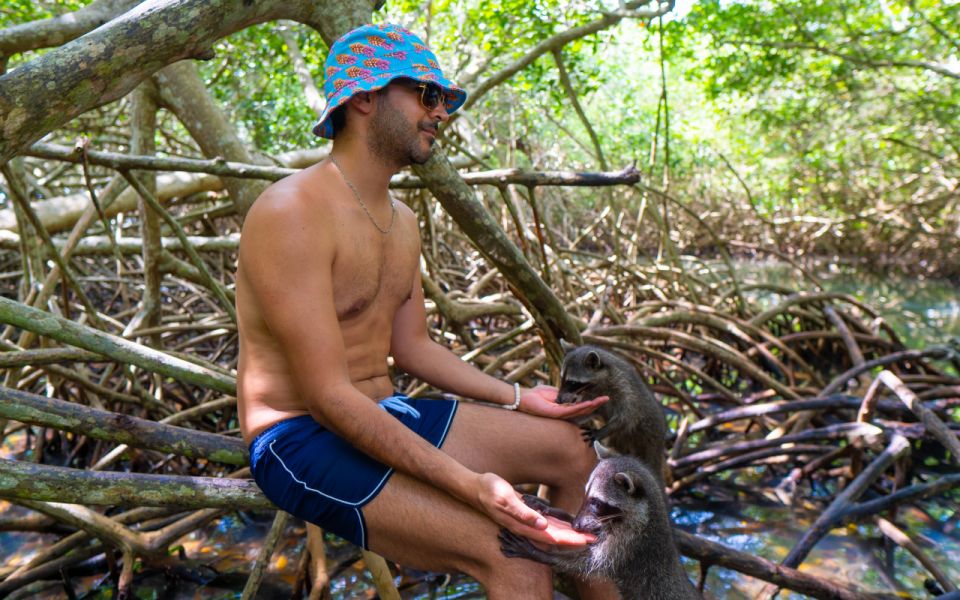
[614,471,640,496]
[559,339,576,354]
[585,350,603,370]
[593,440,616,460]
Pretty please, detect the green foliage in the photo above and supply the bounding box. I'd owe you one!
[681,0,960,223]
[1,0,90,71]
[200,22,330,155]
[379,0,620,174]
[0,0,87,28]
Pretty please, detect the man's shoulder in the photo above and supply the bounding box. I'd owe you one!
[255,164,330,208]
[245,165,336,227]
[240,167,342,259]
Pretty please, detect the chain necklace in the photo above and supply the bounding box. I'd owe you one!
[329,155,397,235]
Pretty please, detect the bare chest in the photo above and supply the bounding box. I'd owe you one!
[330,229,418,321]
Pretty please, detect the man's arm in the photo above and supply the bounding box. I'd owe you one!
[390,265,607,420]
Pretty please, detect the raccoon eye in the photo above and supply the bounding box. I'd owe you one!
[589,498,622,519]
[565,379,592,393]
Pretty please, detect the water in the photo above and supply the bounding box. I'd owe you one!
[675,501,960,598]
[733,259,960,349]
[163,497,960,599]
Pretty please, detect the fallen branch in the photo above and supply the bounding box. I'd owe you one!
[27,141,296,181]
[241,511,290,600]
[876,517,956,592]
[873,370,960,465]
[27,141,642,187]
[0,459,271,510]
[0,232,240,255]
[0,386,247,465]
[821,346,954,396]
[0,295,236,394]
[686,395,914,433]
[675,530,897,600]
[669,422,883,473]
[780,434,911,570]
[838,473,960,525]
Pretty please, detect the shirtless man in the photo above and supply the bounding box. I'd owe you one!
[236,23,616,598]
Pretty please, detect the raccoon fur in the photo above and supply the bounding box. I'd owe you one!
[500,444,699,599]
[557,341,667,483]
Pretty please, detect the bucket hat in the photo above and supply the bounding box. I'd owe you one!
[312,23,467,139]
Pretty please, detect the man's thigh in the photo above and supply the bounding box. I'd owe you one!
[361,467,552,595]
[440,401,596,487]
[360,403,591,565]
[362,402,613,600]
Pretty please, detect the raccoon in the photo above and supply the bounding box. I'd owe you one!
[557,341,667,483]
[500,444,699,600]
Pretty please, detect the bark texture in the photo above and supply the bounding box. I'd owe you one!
[0,0,375,165]
[0,0,141,58]
[153,61,270,216]
[0,386,247,465]
[0,458,272,509]
[413,150,584,360]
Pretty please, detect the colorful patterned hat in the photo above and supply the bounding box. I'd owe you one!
[312,23,467,139]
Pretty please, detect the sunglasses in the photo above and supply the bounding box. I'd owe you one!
[396,79,451,111]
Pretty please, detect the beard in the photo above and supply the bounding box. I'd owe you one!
[367,95,436,167]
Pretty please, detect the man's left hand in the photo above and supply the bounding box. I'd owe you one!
[518,385,608,420]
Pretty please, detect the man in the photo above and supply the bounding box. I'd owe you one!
[236,23,616,598]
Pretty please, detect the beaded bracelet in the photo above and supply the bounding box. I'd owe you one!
[504,382,521,410]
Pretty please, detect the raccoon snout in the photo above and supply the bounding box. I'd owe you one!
[572,518,604,536]
[558,387,594,404]
[572,512,621,535]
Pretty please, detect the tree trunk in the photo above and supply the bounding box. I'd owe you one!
[153,61,270,216]
[413,151,583,361]
[0,0,375,165]
[130,81,163,338]
[0,458,272,510]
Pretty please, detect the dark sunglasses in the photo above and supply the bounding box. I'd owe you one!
[396,79,450,111]
[415,82,447,110]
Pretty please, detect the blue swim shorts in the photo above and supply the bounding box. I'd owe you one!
[249,394,458,549]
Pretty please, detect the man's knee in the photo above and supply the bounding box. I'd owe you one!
[544,420,598,484]
[469,549,552,595]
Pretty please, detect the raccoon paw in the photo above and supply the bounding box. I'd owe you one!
[520,493,552,512]
[498,528,538,560]
[580,426,597,444]
[520,494,574,522]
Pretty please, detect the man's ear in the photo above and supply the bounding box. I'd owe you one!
[347,90,377,116]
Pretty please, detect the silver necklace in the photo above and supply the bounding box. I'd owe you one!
[329,155,396,235]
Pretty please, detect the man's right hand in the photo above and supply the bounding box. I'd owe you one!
[518,385,609,421]
[475,472,596,547]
